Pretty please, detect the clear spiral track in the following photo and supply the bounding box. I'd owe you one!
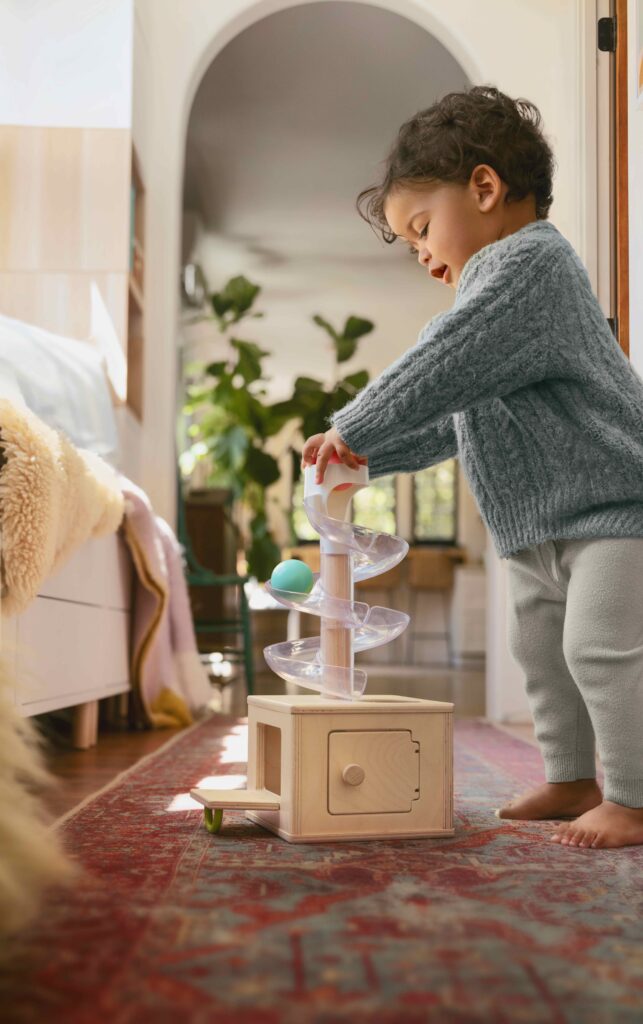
[263,475,410,701]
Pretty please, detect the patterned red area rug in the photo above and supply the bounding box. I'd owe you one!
[2,715,642,1024]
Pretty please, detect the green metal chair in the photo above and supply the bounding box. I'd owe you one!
[176,473,255,695]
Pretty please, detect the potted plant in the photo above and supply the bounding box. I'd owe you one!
[180,273,374,581]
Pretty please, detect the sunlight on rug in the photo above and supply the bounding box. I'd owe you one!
[1,714,641,1024]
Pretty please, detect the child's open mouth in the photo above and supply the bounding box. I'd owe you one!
[430,264,450,284]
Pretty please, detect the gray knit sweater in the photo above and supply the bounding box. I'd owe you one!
[329,219,643,559]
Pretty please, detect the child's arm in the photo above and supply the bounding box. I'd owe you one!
[328,241,567,459]
[366,415,457,479]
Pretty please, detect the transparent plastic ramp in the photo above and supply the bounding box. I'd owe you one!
[263,496,410,700]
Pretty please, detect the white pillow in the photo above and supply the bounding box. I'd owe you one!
[0,313,119,463]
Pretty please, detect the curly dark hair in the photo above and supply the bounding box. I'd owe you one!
[357,85,556,242]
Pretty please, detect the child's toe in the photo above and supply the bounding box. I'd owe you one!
[577,831,593,847]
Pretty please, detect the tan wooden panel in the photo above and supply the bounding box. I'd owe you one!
[190,788,280,810]
[0,125,130,273]
[0,271,127,345]
[355,562,403,590]
[284,546,320,572]
[328,729,419,814]
[407,546,465,590]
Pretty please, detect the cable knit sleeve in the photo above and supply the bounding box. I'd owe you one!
[366,415,457,479]
[329,239,565,459]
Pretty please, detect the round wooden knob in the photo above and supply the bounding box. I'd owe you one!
[342,763,365,786]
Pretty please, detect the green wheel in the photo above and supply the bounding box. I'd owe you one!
[203,807,223,834]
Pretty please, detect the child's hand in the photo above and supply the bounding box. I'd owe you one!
[301,427,367,483]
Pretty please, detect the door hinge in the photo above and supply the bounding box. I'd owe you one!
[607,316,618,339]
[598,16,616,52]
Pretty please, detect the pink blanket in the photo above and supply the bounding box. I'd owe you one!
[118,475,212,728]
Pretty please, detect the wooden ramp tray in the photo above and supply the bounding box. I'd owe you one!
[190,787,280,834]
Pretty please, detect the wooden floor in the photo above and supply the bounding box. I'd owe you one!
[39,664,537,820]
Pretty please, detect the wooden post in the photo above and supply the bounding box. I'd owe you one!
[320,551,353,694]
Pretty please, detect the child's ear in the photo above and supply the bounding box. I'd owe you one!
[470,164,502,213]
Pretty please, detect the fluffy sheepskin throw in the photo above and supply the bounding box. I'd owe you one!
[0,652,75,942]
[0,398,124,616]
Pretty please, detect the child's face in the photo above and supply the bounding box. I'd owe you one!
[383,165,531,291]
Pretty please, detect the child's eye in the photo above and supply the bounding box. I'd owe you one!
[406,224,428,255]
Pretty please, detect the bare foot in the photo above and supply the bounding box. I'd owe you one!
[495,779,603,820]
[550,801,643,849]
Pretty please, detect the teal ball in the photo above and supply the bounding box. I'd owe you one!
[271,559,314,595]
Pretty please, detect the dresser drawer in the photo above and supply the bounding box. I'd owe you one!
[16,597,129,713]
[38,532,132,610]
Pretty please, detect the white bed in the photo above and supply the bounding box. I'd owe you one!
[4,532,132,747]
[0,299,133,748]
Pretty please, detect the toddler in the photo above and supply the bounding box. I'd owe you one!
[302,85,643,850]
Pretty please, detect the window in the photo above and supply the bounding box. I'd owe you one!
[351,474,396,534]
[412,459,458,543]
[291,460,458,545]
[291,475,318,541]
[291,474,397,542]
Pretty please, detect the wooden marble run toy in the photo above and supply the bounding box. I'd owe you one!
[191,453,454,842]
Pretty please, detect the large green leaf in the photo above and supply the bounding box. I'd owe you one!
[335,337,358,363]
[338,370,369,395]
[211,293,234,318]
[312,314,339,342]
[293,376,324,394]
[245,445,280,487]
[246,511,282,581]
[223,387,266,436]
[209,425,249,474]
[247,530,282,582]
[263,398,304,437]
[343,316,374,341]
[211,376,236,406]
[291,446,302,485]
[302,391,337,438]
[230,338,271,385]
[220,276,261,315]
[205,360,228,378]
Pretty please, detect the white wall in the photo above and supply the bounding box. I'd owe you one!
[0,0,133,128]
[135,0,601,722]
[0,0,144,485]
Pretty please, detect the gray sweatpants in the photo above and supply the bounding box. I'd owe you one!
[506,536,643,808]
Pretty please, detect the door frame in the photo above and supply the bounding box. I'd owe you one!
[596,0,629,355]
[615,0,630,356]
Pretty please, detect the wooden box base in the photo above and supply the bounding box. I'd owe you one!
[191,694,454,843]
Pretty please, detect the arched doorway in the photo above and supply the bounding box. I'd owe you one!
[177,0,485,702]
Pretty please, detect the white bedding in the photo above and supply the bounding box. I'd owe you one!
[0,312,119,463]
